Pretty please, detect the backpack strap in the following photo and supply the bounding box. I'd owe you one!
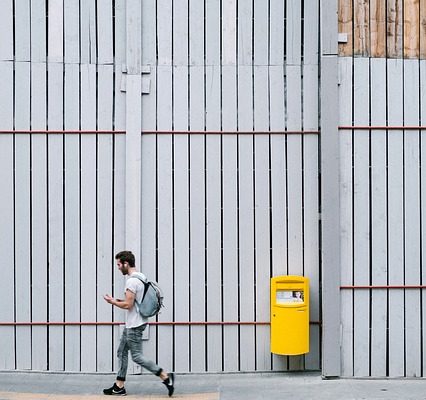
[131,272,149,302]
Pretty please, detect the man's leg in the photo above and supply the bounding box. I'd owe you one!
[103,328,129,395]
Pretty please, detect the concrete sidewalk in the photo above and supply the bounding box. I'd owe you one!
[0,371,426,400]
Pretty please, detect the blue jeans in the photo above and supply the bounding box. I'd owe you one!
[116,325,162,381]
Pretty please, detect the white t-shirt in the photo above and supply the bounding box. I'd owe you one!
[125,272,148,328]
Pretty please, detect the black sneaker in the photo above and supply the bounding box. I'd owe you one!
[162,372,175,397]
[103,383,127,396]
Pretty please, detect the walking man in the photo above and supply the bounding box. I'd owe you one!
[103,250,174,396]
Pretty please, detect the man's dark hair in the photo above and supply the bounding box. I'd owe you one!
[115,250,135,268]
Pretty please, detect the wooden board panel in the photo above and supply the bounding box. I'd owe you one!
[156,66,174,372]
[403,59,421,376]
[352,57,370,377]
[97,0,114,64]
[79,0,96,64]
[303,64,320,371]
[0,1,13,60]
[31,0,47,61]
[339,57,354,377]
[15,0,31,61]
[286,0,301,65]
[338,0,353,56]
[269,65,287,372]
[370,0,386,57]
[421,60,426,374]
[30,62,48,371]
[205,64,222,372]
[14,62,31,370]
[222,66,239,372]
[48,0,63,62]
[222,0,237,65]
[370,58,387,377]
[387,0,403,58]
[173,66,190,372]
[96,65,114,372]
[387,58,404,377]
[47,63,65,371]
[421,0,426,58]
[63,63,81,372]
[404,0,420,58]
[80,65,97,372]
[0,62,14,369]
[254,66,271,371]
[237,65,255,371]
[189,65,206,372]
[64,0,80,64]
[353,0,369,56]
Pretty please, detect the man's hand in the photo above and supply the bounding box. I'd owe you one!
[104,294,115,304]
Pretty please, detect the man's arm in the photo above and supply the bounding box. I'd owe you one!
[104,289,135,310]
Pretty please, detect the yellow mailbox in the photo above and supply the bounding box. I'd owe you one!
[270,275,309,355]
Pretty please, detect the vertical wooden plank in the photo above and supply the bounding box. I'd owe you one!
[157,0,172,66]
[189,0,205,372]
[254,66,271,371]
[238,0,252,66]
[173,69,190,372]
[370,58,387,377]
[222,66,239,372]
[205,0,222,372]
[370,0,386,57]
[387,0,403,58]
[64,0,80,64]
[205,66,222,372]
[141,0,157,368]
[387,58,405,377]
[404,59,421,377]
[112,74,126,375]
[0,1,13,60]
[157,66,174,372]
[97,0,114,64]
[338,0,353,56]
[339,57,354,377]
[31,0,47,62]
[80,0,96,64]
[353,58,370,377]
[304,0,320,371]
[47,63,64,371]
[172,0,189,372]
[14,63,31,370]
[0,62,14,369]
[421,60,426,375]
[238,66,255,371]
[64,64,81,373]
[404,0,420,58]
[353,0,369,56]
[303,34,320,373]
[15,0,31,61]
[31,62,48,371]
[97,65,114,372]
[287,0,301,65]
[286,67,303,371]
[269,66,287,371]
[419,60,426,375]
[80,65,97,372]
[189,67,206,372]
[421,0,426,58]
[222,0,237,66]
[48,0,64,62]
[270,0,284,66]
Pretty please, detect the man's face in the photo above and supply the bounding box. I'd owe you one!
[117,260,129,275]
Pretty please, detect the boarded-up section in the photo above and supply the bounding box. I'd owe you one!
[339,56,426,377]
[339,0,425,58]
[0,0,321,373]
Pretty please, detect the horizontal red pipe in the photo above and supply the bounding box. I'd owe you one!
[341,285,426,289]
[0,321,321,326]
[339,125,426,130]
[0,130,125,134]
[0,130,318,135]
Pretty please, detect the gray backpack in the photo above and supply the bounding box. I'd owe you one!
[132,273,164,318]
